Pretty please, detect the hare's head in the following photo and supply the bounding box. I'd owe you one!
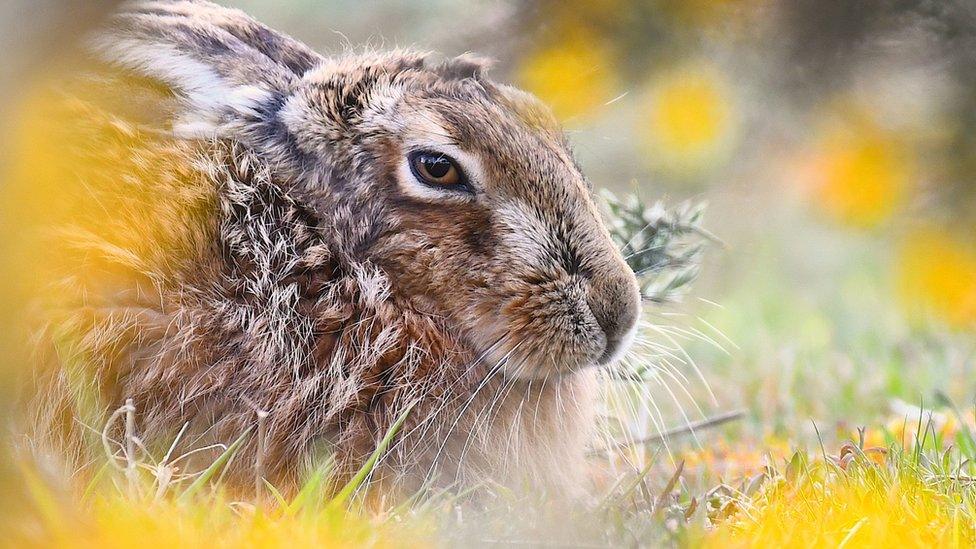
[281,53,642,379]
[97,2,641,379]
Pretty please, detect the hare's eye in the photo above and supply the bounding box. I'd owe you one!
[409,151,467,189]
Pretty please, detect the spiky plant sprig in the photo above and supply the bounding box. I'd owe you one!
[602,190,717,304]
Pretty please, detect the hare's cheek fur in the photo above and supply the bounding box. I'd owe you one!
[383,191,640,380]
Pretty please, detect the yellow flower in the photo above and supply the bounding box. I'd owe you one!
[897,229,976,329]
[809,108,911,228]
[639,62,736,175]
[517,26,617,122]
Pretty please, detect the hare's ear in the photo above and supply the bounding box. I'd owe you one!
[130,1,322,76]
[434,53,492,81]
[90,0,324,138]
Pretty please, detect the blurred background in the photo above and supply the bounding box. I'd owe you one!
[2,0,975,486]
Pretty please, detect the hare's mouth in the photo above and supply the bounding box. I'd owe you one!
[595,315,640,366]
[467,273,640,380]
[470,296,641,380]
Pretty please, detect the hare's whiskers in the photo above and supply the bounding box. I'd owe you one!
[454,355,530,480]
[387,331,512,459]
[421,339,524,485]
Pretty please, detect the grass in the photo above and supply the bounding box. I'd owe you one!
[12,405,431,548]
[19,471,430,548]
[705,443,976,547]
[13,406,976,547]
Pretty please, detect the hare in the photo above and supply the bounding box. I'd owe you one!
[27,0,641,497]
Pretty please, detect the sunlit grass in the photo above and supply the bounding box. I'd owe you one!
[17,404,976,548]
[14,406,432,548]
[19,467,431,548]
[705,443,976,548]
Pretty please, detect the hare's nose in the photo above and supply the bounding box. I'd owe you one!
[587,266,641,365]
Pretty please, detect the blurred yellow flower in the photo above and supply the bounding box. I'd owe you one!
[19,475,428,549]
[809,111,911,228]
[639,63,736,175]
[860,426,887,450]
[897,229,976,329]
[517,26,617,122]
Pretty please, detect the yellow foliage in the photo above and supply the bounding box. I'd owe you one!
[26,497,427,549]
[897,229,976,329]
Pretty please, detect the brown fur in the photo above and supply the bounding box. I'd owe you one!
[25,0,640,496]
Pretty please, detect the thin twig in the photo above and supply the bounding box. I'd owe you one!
[255,409,269,500]
[125,398,137,497]
[590,409,747,456]
[101,405,131,471]
[653,460,685,514]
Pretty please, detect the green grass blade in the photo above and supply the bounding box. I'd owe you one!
[328,403,414,509]
[263,479,289,509]
[178,427,252,502]
[286,466,327,516]
[81,461,112,503]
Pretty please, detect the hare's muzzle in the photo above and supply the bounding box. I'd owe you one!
[587,259,641,366]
